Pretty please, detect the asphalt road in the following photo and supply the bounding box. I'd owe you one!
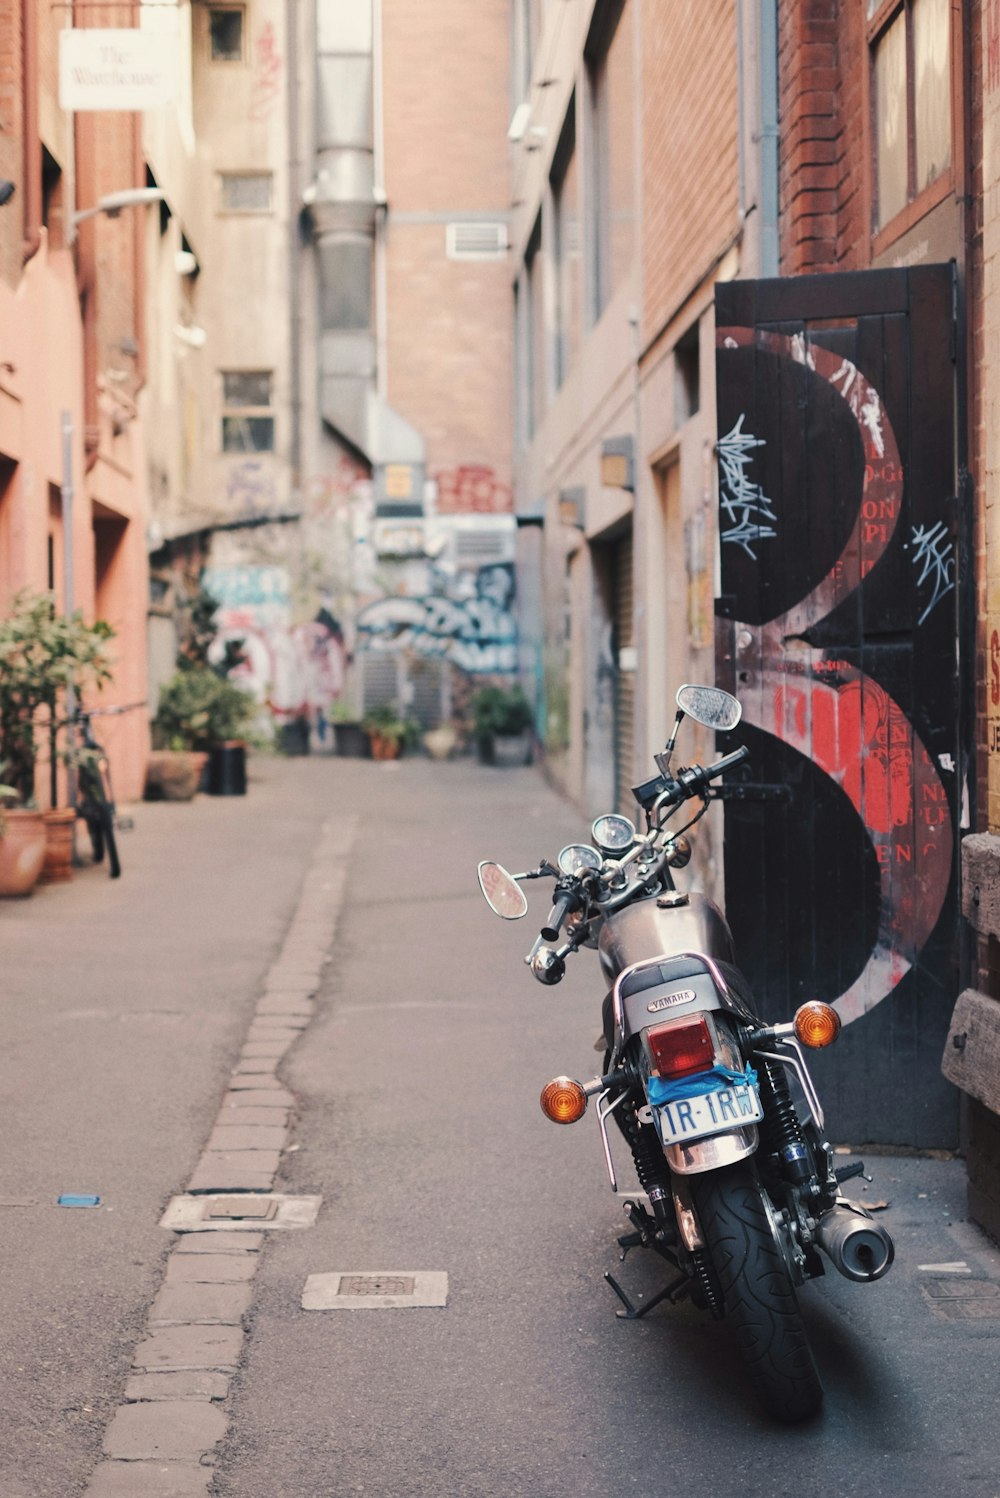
[2,754,999,1497]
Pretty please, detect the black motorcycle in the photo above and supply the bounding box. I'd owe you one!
[478,684,893,1422]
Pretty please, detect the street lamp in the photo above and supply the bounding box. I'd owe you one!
[69,186,166,243]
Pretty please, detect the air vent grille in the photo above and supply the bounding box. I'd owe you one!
[446,222,509,261]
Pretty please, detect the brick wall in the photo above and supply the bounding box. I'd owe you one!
[642,0,740,342]
[382,0,512,502]
[382,0,509,214]
[778,0,866,275]
[0,0,20,289]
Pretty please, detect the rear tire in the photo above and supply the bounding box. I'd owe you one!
[691,1162,823,1423]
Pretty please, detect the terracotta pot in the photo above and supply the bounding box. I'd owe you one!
[144,750,208,801]
[369,732,401,761]
[0,808,47,897]
[40,808,76,885]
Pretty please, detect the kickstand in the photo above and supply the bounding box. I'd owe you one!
[604,1270,688,1321]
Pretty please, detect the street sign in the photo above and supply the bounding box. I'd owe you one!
[59,29,177,111]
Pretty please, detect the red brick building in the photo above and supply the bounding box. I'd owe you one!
[512,0,997,1227]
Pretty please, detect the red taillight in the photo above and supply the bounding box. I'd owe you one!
[646,1016,715,1078]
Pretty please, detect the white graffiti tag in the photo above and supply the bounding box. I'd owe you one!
[717,414,778,559]
[829,359,885,458]
[911,520,955,626]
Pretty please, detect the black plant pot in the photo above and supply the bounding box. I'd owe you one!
[208,742,247,796]
[278,718,311,756]
[333,722,371,758]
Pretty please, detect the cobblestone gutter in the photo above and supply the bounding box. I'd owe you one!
[81,813,358,1498]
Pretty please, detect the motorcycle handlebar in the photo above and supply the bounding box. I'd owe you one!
[700,744,750,782]
[541,890,575,943]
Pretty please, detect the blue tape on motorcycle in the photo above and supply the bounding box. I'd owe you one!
[646,1063,757,1107]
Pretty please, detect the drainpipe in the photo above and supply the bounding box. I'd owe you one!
[22,0,42,261]
[372,0,387,400]
[287,0,302,490]
[758,0,779,277]
[133,117,148,390]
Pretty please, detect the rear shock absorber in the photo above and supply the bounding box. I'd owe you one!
[614,1097,673,1223]
[756,1056,811,1184]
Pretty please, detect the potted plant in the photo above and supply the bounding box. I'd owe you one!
[328,700,371,759]
[0,591,114,894]
[469,684,534,766]
[147,667,255,799]
[422,721,459,761]
[361,702,421,761]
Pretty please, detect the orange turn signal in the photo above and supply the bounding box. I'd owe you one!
[540,1076,588,1124]
[793,1001,841,1049]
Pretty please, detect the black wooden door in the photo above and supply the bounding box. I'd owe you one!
[713,266,961,1148]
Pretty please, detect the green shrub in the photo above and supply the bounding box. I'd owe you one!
[153,668,255,750]
[470,684,533,740]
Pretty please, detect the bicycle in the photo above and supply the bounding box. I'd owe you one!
[67,703,143,879]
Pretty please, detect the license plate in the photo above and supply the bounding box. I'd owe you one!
[656,1083,764,1145]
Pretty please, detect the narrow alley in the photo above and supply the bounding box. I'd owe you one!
[2,755,998,1498]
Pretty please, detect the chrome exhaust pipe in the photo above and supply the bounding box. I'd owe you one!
[814,1201,894,1282]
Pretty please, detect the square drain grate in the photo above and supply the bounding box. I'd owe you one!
[922,1278,1000,1319]
[160,1193,321,1233]
[339,1275,416,1297]
[207,1196,280,1222]
[302,1271,448,1311]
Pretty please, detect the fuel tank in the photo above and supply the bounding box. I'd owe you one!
[598,891,735,985]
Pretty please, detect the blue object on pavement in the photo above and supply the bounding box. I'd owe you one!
[57,1194,101,1208]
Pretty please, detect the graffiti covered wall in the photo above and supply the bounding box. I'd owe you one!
[714,266,960,1146]
[203,564,346,723]
[355,560,517,676]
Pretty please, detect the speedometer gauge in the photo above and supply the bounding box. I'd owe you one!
[591,814,636,853]
[557,843,602,877]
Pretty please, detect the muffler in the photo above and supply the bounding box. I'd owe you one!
[814,1200,894,1282]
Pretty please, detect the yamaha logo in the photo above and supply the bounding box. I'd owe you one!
[647,989,697,1013]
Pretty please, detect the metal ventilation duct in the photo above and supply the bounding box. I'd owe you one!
[306,0,423,479]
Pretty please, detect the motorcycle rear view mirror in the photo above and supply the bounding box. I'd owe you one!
[477,861,529,920]
[675,684,742,732]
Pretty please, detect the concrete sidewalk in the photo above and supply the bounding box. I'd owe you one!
[0,754,359,1498]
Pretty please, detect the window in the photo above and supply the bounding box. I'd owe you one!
[551,104,580,389]
[587,0,636,320]
[219,174,273,213]
[869,0,952,235]
[674,322,700,426]
[209,8,244,62]
[221,371,274,452]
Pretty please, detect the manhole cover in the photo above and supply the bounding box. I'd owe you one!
[923,1277,1000,1300]
[338,1275,416,1297]
[302,1270,448,1310]
[207,1197,280,1222]
[930,1298,1000,1320]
